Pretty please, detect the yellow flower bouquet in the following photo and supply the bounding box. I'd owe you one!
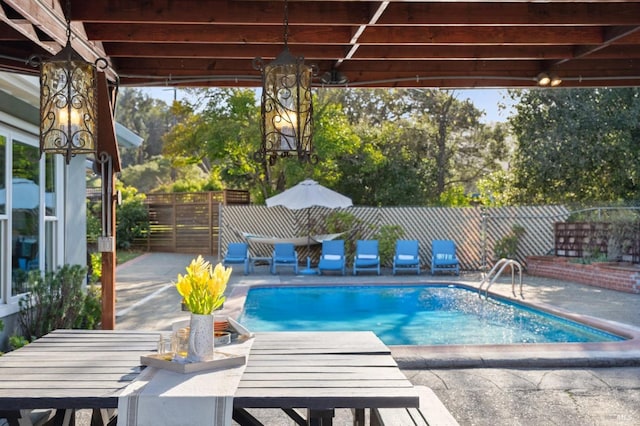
[176,255,231,315]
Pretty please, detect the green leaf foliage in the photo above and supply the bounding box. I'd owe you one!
[17,265,101,341]
[375,225,405,267]
[115,182,150,249]
[507,88,640,204]
[121,87,506,207]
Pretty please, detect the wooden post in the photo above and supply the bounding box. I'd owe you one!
[101,171,116,330]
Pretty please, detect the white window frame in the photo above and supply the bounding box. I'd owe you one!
[0,120,65,317]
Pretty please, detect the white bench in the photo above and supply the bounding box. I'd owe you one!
[371,386,459,426]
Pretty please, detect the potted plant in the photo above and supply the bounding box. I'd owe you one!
[175,255,231,362]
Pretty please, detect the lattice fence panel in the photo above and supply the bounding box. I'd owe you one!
[484,206,570,268]
[220,204,569,271]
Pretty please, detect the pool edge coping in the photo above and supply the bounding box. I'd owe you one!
[221,280,640,369]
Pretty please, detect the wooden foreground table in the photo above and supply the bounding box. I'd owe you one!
[0,330,418,426]
[233,331,419,426]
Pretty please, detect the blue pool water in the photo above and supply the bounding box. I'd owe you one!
[238,285,624,346]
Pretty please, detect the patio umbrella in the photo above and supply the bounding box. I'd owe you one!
[266,179,352,274]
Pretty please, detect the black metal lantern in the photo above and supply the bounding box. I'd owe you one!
[39,3,98,164]
[253,0,317,165]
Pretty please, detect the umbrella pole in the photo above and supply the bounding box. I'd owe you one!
[300,208,317,275]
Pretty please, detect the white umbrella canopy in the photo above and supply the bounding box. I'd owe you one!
[266,179,352,274]
[266,179,353,210]
[0,178,39,210]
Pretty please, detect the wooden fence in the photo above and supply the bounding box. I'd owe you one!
[142,190,249,255]
[139,193,576,271]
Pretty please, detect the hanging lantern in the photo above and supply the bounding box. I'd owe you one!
[253,0,317,165]
[39,7,98,164]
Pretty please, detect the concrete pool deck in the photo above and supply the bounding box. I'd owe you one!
[113,252,640,425]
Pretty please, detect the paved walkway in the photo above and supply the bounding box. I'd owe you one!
[114,252,640,426]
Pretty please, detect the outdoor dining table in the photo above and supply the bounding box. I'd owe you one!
[0,329,419,426]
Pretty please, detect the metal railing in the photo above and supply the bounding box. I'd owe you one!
[478,258,524,299]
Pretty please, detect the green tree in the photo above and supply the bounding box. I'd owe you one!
[507,88,640,204]
[327,88,506,205]
[160,87,506,207]
[115,88,172,167]
[163,88,265,199]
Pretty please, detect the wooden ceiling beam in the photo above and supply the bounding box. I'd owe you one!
[3,0,640,89]
[69,0,372,25]
[359,26,606,45]
[379,2,640,26]
[70,1,640,27]
[86,23,613,46]
[112,57,640,76]
[106,43,640,62]
[103,42,347,59]
[3,0,117,80]
[84,23,352,44]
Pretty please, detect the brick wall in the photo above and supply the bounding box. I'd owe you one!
[527,256,640,294]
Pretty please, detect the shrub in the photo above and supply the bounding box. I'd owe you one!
[89,252,102,283]
[9,335,28,350]
[86,200,102,244]
[324,210,369,260]
[74,284,102,330]
[494,224,526,261]
[116,184,150,249]
[17,265,101,342]
[606,217,639,262]
[376,225,405,267]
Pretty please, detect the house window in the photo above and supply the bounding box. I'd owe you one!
[0,126,62,308]
[44,153,58,273]
[11,140,40,296]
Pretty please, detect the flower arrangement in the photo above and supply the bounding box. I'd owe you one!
[176,255,231,315]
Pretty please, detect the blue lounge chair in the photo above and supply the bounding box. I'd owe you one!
[431,240,460,275]
[222,242,250,275]
[271,243,298,274]
[392,240,420,275]
[318,240,346,275]
[353,240,381,275]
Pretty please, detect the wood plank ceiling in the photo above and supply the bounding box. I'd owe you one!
[1,0,640,89]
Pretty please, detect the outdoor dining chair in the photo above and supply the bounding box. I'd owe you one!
[318,240,346,275]
[222,242,250,275]
[431,239,460,275]
[271,243,299,274]
[353,240,381,275]
[393,239,421,275]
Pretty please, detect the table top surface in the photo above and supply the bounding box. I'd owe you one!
[0,329,158,410]
[0,329,419,411]
[236,331,418,410]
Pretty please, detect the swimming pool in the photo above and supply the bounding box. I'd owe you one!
[238,285,625,346]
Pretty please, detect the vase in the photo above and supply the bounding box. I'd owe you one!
[187,313,214,362]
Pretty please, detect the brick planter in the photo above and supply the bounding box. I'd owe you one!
[526,256,640,294]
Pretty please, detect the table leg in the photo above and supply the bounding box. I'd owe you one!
[307,409,334,426]
[0,410,20,426]
[232,408,264,426]
[352,408,365,426]
[48,409,75,426]
[90,408,116,426]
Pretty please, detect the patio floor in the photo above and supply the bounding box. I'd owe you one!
[112,252,640,426]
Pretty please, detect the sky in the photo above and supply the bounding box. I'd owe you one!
[139,87,514,124]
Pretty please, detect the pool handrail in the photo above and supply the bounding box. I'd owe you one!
[478,258,523,299]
